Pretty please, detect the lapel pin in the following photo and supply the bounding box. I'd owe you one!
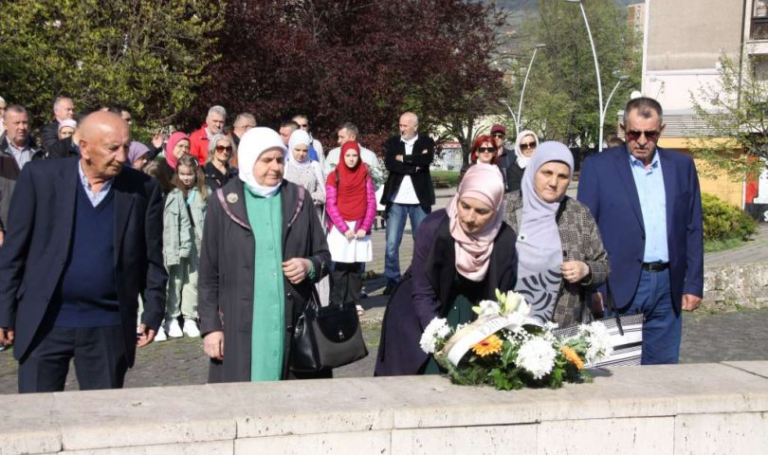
[226,193,238,204]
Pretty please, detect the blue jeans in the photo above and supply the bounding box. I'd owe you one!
[384,203,428,285]
[611,269,681,365]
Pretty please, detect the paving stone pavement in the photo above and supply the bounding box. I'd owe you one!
[1,308,766,393]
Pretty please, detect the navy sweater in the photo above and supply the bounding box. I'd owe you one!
[52,183,121,327]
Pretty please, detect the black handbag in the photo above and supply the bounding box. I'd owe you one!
[290,287,368,373]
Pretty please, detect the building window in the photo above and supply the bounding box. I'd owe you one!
[752,1,768,40]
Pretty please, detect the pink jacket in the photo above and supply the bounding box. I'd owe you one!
[325,175,377,234]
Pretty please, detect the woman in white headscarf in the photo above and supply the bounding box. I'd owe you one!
[198,127,332,384]
[504,141,608,326]
[284,129,325,219]
[506,130,539,193]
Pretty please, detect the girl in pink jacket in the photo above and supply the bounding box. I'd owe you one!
[325,141,377,315]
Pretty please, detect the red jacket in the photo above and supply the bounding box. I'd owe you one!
[189,125,209,166]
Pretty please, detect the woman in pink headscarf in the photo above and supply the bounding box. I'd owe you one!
[375,164,517,376]
[157,132,190,195]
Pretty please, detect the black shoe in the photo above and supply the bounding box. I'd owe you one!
[383,283,396,295]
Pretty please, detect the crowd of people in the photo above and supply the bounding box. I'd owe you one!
[0,93,703,392]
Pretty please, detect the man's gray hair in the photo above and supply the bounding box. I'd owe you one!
[207,105,227,118]
[339,122,360,139]
[53,96,72,110]
[0,96,6,105]
[401,111,419,126]
[234,112,256,126]
[5,105,27,119]
[623,97,663,126]
[207,133,235,162]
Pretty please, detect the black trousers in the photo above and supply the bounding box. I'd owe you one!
[18,326,128,394]
[331,262,363,306]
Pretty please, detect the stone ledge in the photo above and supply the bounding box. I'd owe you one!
[702,262,768,312]
[0,362,766,454]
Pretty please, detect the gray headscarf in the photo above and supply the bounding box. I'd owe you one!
[514,141,574,324]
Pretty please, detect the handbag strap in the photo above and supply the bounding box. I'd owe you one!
[604,280,625,336]
[216,188,251,231]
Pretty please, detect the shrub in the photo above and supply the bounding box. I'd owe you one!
[702,193,757,242]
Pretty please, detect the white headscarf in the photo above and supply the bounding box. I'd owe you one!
[237,127,287,198]
[287,129,325,188]
[287,130,312,169]
[515,130,539,169]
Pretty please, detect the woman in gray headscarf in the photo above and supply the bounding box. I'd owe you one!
[504,141,608,326]
[506,130,539,193]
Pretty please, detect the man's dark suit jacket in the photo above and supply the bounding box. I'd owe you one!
[380,133,435,212]
[0,158,167,366]
[577,145,704,313]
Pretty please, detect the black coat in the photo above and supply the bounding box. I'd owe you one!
[40,120,61,152]
[506,160,525,193]
[0,158,167,366]
[198,179,332,383]
[374,210,517,376]
[379,133,435,212]
[46,136,79,159]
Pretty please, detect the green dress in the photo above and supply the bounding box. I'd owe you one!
[244,186,285,382]
[424,275,484,375]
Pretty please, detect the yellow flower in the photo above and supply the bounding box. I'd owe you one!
[471,334,503,357]
[561,346,584,370]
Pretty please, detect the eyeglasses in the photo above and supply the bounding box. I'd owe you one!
[491,133,505,138]
[477,147,496,153]
[625,130,661,142]
[216,145,233,152]
[519,142,537,151]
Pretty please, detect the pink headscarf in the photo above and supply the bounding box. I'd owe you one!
[165,132,190,170]
[446,164,506,282]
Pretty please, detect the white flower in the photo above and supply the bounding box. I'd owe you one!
[544,321,559,331]
[516,337,557,380]
[505,311,526,329]
[477,300,501,317]
[420,318,450,354]
[580,321,613,363]
[501,291,527,315]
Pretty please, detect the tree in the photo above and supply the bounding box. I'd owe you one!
[501,0,641,152]
[183,0,505,157]
[0,0,224,128]
[691,55,767,179]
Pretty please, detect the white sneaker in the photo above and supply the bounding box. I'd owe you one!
[167,319,183,338]
[154,327,167,342]
[183,319,201,338]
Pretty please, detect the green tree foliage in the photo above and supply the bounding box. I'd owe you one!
[702,193,756,242]
[0,0,224,128]
[691,55,768,179]
[503,0,641,150]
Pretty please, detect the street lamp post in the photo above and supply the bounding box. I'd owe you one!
[566,0,608,151]
[516,43,547,136]
[603,75,630,134]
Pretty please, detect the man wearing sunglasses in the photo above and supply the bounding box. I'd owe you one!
[490,124,514,192]
[578,97,703,365]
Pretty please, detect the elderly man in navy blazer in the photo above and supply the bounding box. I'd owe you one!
[0,111,166,393]
[578,97,703,365]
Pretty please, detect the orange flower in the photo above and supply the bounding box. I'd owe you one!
[471,334,503,357]
[561,346,584,370]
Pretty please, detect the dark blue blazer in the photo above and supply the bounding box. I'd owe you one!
[0,158,167,365]
[577,146,703,312]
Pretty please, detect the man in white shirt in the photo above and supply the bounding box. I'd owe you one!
[380,112,435,294]
[324,122,383,185]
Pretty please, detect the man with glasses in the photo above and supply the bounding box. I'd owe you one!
[578,97,703,365]
[231,113,257,148]
[490,124,514,192]
[292,114,325,169]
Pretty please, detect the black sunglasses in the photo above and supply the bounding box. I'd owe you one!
[625,130,661,142]
[477,147,496,153]
[491,133,505,138]
[215,145,233,152]
[519,142,537,150]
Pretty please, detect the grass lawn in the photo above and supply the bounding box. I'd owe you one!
[704,237,748,253]
[431,170,460,188]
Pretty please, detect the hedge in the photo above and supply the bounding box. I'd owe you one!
[702,193,757,242]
